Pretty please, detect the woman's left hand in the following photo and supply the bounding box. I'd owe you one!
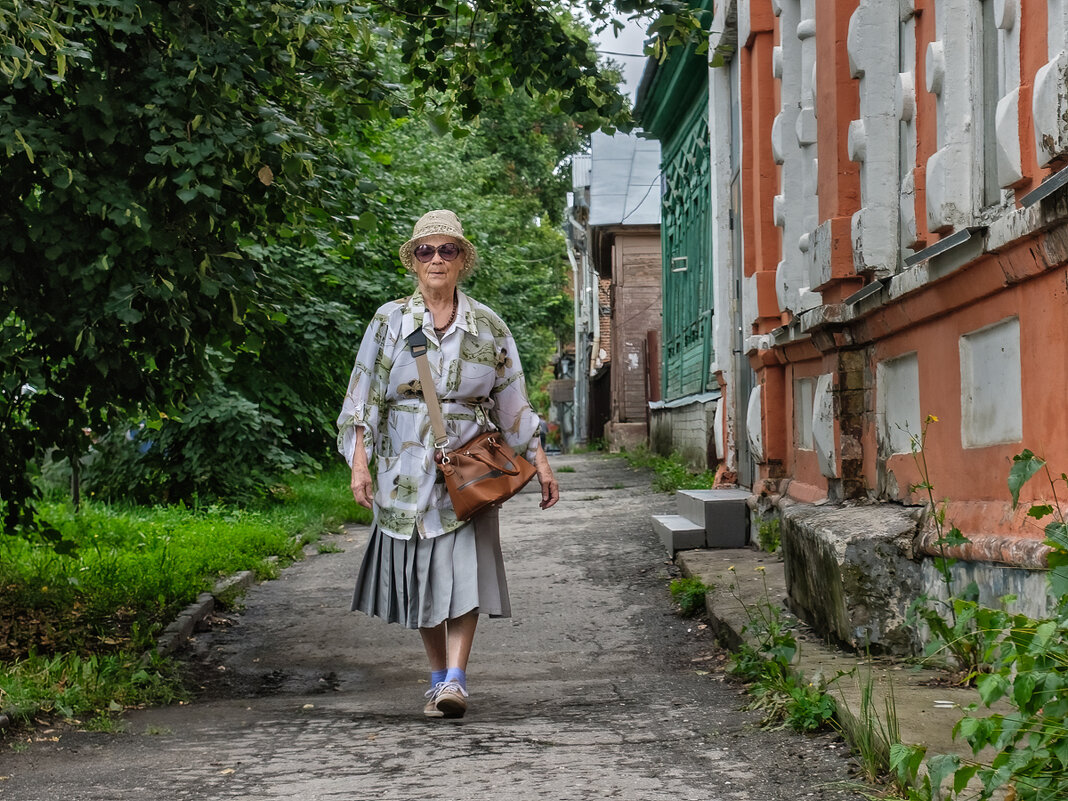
[533,445,559,510]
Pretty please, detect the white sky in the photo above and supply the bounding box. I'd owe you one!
[591,15,651,102]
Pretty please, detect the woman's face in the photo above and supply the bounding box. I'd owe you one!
[412,235,464,295]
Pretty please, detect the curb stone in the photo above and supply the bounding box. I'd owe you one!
[141,570,257,665]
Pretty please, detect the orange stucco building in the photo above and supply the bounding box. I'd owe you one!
[638,0,1068,652]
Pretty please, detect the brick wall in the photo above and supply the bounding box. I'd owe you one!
[649,397,718,470]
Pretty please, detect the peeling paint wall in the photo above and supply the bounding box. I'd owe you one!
[720,0,1068,557]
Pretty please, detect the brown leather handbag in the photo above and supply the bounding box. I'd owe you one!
[408,329,536,521]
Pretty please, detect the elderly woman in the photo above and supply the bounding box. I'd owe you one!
[337,209,559,719]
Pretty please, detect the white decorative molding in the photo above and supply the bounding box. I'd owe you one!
[773,194,786,227]
[796,107,817,145]
[813,374,838,478]
[925,146,956,230]
[738,0,751,47]
[771,112,785,164]
[743,272,759,336]
[900,171,917,246]
[713,394,725,460]
[810,61,818,113]
[772,45,783,79]
[849,0,900,276]
[1033,50,1068,168]
[895,72,915,122]
[746,386,764,464]
[848,119,867,162]
[775,259,788,311]
[805,219,835,291]
[797,18,816,40]
[847,10,864,78]
[798,288,823,311]
[925,41,945,95]
[995,88,1023,187]
[993,0,1016,30]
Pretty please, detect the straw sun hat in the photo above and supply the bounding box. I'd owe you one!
[398,209,479,279]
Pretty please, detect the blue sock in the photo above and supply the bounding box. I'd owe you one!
[431,668,447,686]
[445,667,467,691]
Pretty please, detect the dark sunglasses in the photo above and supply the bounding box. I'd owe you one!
[413,242,462,263]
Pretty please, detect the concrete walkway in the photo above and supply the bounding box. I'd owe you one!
[0,454,868,801]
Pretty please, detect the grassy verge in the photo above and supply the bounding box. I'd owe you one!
[0,460,369,732]
[616,446,716,493]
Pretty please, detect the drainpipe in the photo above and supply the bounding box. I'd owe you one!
[588,282,601,378]
[566,212,589,445]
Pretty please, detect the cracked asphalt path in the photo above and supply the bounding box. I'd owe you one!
[2,453,868,801]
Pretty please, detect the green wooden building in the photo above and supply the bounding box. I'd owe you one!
[634,0,720,468]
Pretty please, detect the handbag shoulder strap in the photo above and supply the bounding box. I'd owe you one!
[406,329,450,452]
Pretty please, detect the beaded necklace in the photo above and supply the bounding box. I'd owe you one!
[433,293,458,335]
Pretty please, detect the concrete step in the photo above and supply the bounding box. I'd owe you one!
[652,514,706,556]
[677,488,750,548]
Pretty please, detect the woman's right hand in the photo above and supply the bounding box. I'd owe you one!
[350,429,374,509]
[351,463,373,509]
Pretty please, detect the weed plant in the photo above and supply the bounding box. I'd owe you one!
[0,460,369,730]
[757,517,781,553]
[669,576,711,617]
[617,446,716,494]
[834,666,903,788]
[904,415,1004,682]
[725,566,835,733]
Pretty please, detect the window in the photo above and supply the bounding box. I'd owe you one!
[960,317,1022,448]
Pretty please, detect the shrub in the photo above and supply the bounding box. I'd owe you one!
[78,381,320,505]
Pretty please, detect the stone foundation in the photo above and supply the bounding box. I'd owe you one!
[780,502,925,655]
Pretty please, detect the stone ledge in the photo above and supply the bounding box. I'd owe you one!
[780,503,925,655]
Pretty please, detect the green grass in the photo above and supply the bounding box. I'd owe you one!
[0,460,369,732]
[557,465,576,473]
[670,576,712,617]
[617,446,716,493]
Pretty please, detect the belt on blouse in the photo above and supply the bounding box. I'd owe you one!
[387,400,489,426]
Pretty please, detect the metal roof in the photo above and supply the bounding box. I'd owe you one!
[587,130,662,227]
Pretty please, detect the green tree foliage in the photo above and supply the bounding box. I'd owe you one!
[1,0,706,530]
[1,0,387,531]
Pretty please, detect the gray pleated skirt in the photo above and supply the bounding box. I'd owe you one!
[351,507,511,629]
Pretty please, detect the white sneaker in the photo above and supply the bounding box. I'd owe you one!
[423,682,446,718]
[433,680,469,718]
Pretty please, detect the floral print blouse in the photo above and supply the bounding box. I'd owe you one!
[336,289,540,540]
